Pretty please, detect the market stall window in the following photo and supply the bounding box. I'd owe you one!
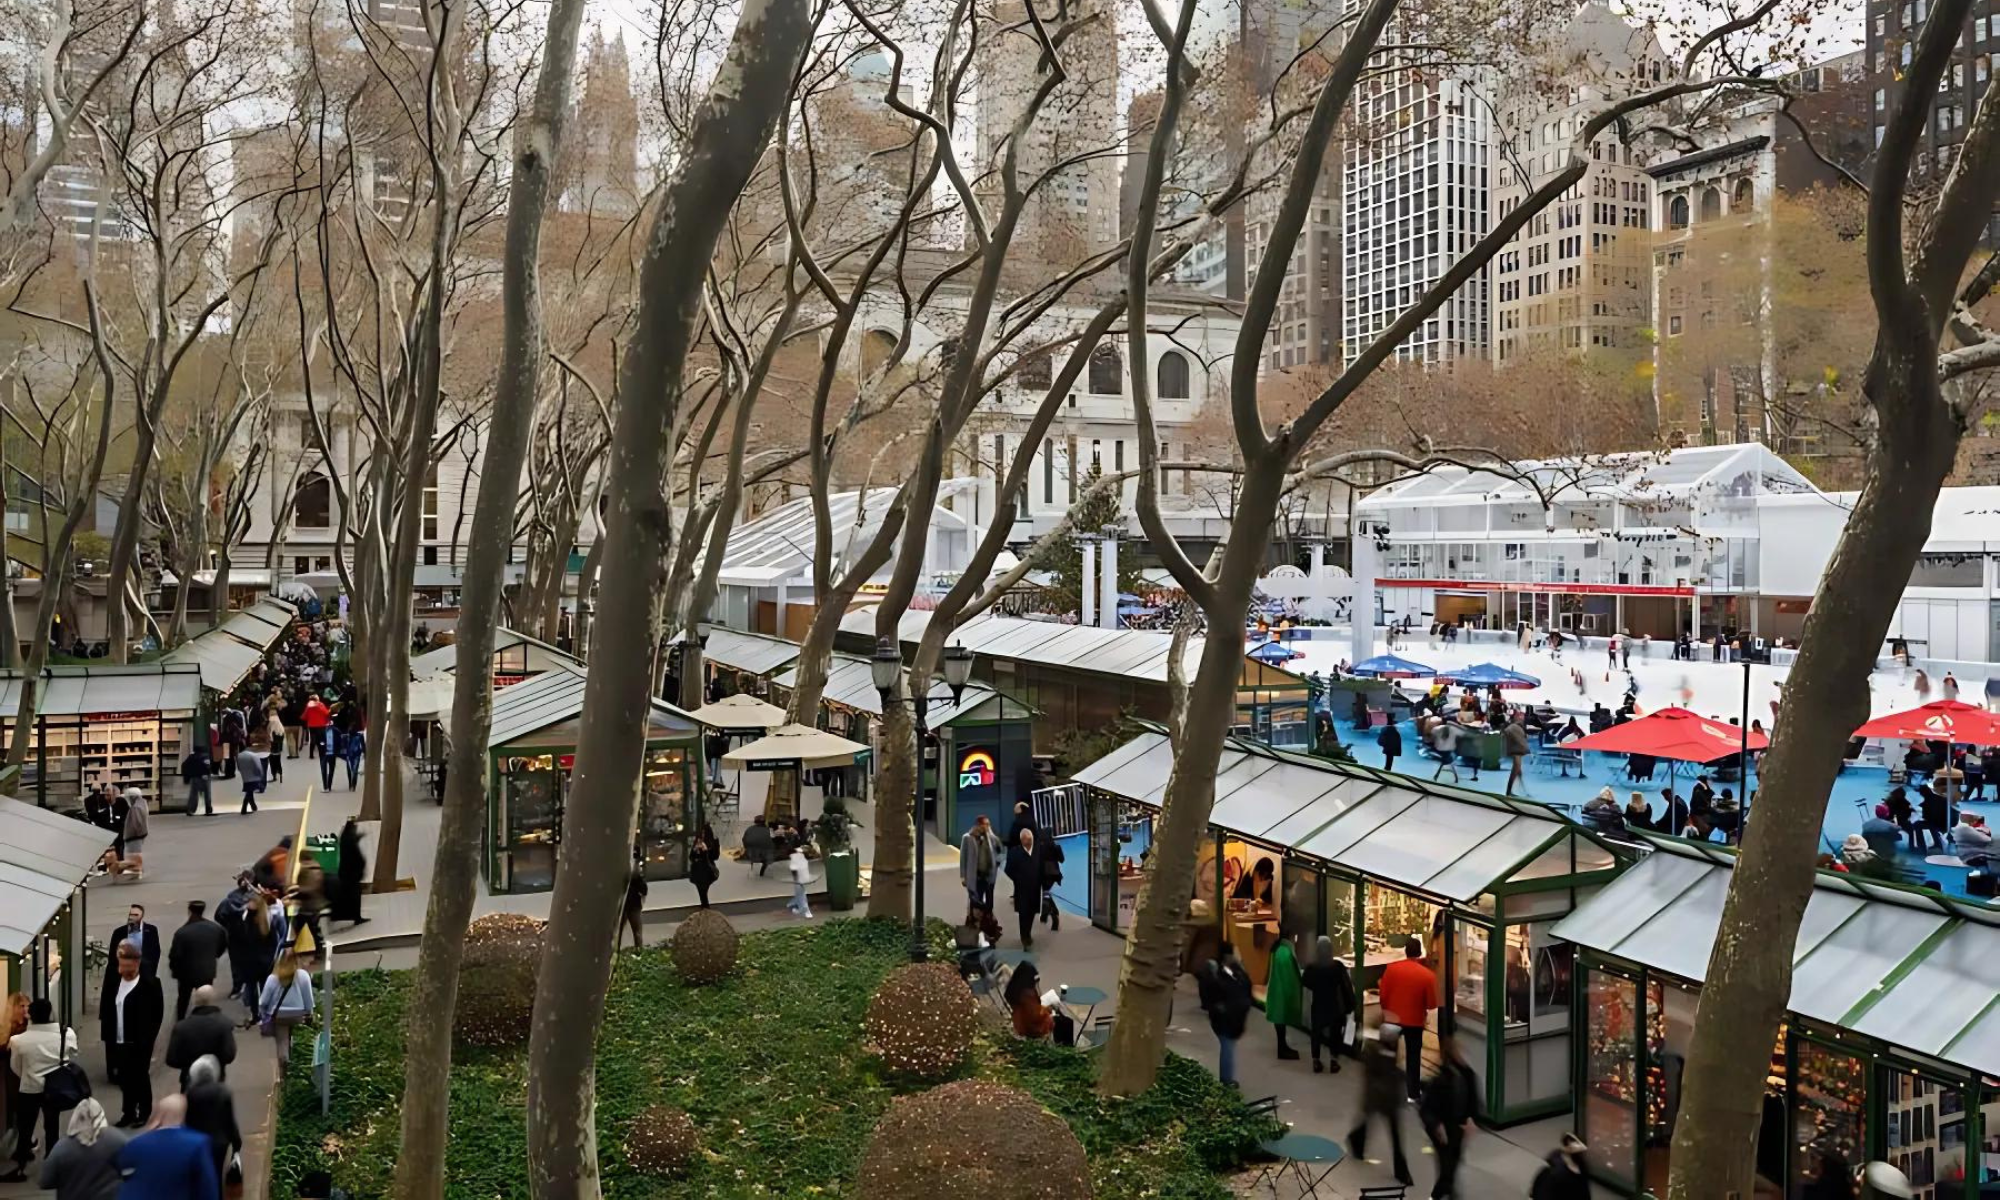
[1582,968,1641,1189]
[1500,921,1573,1111]
[1791,1038,1867,1200]
[1881,1067,1967,1200]
[1453,917,1490,1092]
[639,748,692,880]
[1222,839,1282,995]
[502,761,560,891]
[1978,1084,2000,1193]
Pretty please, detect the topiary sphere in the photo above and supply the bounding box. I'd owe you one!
[465,912,544,950]
[863,962,978,1079]
[625,1104,700,1176]
[669,909,739,985]
[453,935,537,1047]
[857,1081,1089,1200]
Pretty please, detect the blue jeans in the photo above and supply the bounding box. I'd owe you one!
[320,753,335,789]
[1217,1034,1238,1085]
[789,882,811,917]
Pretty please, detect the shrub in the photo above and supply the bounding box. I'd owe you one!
[465,913,544,950]
[856,1080,1088,1200]
[862,962,977,1079]
[624,1104,700,1176]
[669,909,738,985]
[453,934,537,1047]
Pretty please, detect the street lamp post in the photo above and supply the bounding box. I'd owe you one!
[872,637,974,962]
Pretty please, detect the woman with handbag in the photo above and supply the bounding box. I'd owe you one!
[258,950,315,1080]
[4,998,80,1178]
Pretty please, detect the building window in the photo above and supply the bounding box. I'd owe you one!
[421,465,439,541]
[1733,178,1754,210]
[1016,350,1052,391]
[1699,188,1722,221]
[294,473,332,529]
[1668,195,1689,229]
[1088,346,1122,395]
[1156,350,1190,399]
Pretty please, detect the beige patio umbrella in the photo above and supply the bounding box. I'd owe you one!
[685,693,789,732]
[722,723,871,822]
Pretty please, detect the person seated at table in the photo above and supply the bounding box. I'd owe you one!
[1659,788,1688,835]
[741,816,776,876]
[1623,791,1653,831]
[1840,833,1896,881]
[1710,789,1742,838]
[1552,715,1584,743]
[1884,787,1919,847]
[1951,812,1993,867]
[1979,746,2000,798]
[1860,805,1903,859]
[1914,783,1951,855]
[1581,787,1623,833]
[1003,962,1074,1045]
[1682,812,1719,842]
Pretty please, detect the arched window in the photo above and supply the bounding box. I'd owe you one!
[859,328,897,377]
[1732,177,1754,211]
[1015,351,1052,391]
[1699,187,1722,222]
[294,472,332,529]
[1088,345,1122,395]
[1668,195,1690,230]
[1156,350,1190,399]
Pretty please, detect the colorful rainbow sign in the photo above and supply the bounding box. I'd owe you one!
[958,749,996,790]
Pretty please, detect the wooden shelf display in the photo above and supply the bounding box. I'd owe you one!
[3,715,187,812]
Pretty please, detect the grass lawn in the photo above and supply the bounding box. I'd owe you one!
[272,918,1277,1198]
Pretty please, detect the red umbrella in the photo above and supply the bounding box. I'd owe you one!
[1852,699,2000,745]
[1566,706,1769,763]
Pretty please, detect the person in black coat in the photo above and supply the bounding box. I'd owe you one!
[1300,935,1357,1074]
[214,874,257,1002]
[183,1055,241,1190]
[163,985,237,1089]
[1199,944,1253,1087]
[105,904,162,984]
[688,823,721,909]
[1377,722,1403,772]
[1003,828,1042,949]
[100,941,165,1127]
[1007,800,1037,846]
[1036,836,1065,932]
[331,818,368,925]
[167,901,229,1021]
[1915,783,1951,855]
[1421,1034,1483,1199]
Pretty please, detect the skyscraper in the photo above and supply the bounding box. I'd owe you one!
[975,0,1121,261]
[1489,3,1668,362]
[563,27,640,217]
[1866,0,1999,243]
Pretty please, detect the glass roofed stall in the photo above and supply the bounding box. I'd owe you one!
[1073,727,1620,1124]
[1552,836,2000,1199]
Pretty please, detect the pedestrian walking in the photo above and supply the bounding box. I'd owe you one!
[785,845,813,919]
[167,901,228,1021]
[105,905,162,981]
[181,747,212,816]
[1378,720,1402,773]
[30,1098,125,1200]
[237,894,278,1024]
[114,1095,216,1200]
[1199,944,1252,1088]
[99,942,165,1128]
[292,851,328,958]
[303,694,330,763]
[688,823,720,909]
[318,724,337,789]
[1421,1034,1482,1199]
[1301,935,1356,1074]
[116,789,149,880]
[3,998,79,1179]
[330,819,368,926]
[341,727,365,790]
[215,875,256,1008]
[1376,937,1439,1101]
[959,816,1003,915]
[1503,714,1530,797]
[1037,833,1065,932]
[181,1055,239,1192]
[1345,1021,1414,1186]
[1004,827,1042,948]
[1606,634,1619,671]
[259,949,314,1081]
[235,747,265,813]
[1264,935,1303,1061]
[1531,1134,1592,1200]
[620,856,647,948]
[163,986,235,1091]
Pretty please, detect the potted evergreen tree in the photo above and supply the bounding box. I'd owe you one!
[819,796,862,911]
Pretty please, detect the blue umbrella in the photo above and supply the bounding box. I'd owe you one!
[1247,639,1303,664]
[1349,654,1436,679]
[1438,662,1542,689]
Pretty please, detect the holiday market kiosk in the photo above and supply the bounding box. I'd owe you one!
[0,663,202,813]
[477,667,704,894]
[0,792,113,1029]
[1553,834,2000,1199]
[1072,727,1622,1125]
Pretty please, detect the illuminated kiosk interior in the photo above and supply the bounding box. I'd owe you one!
[478,666,703,894]
[1073,725,1620,1125]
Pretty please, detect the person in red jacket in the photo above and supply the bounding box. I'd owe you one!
[1375,937,1440,1101]
[301,696,330,755]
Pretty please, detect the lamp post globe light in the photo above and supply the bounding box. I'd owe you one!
[871,637,972,962]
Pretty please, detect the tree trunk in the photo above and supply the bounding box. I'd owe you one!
[1095,621,1247,1095]
[357,617,386,821]
[866,678,916,920]
[103,418,161,664]
[209,550,231,631]
[1663,342,1961,1198]
[390,0,589,1187]
[523,3,808,1195]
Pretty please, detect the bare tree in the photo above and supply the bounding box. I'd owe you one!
[520,1,812,1195]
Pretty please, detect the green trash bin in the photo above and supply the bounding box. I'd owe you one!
[303,833,340,879]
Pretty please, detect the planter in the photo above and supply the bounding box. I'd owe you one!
[823,850,859,911]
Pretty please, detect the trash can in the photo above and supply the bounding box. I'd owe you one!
[303,832,340,879]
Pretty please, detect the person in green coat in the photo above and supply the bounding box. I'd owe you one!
[1265,937,1304,1060]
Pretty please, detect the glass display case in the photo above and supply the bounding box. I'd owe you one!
[1581,968,1641,1190]
[501,760,561,892]
[1791,1039,1866,1200]
[639,748,692,880]
[1882,1068,1969,1199]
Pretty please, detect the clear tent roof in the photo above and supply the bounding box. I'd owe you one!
[410,628,580,678]
[0,664,203,718]
[714,488,971,588]
[700,626,804,679]
[1354,443,1816,510]
[0,793,113,956]
[1551,838,2000,1078]
[841,608,1219,685]
[163,599,299,692]
[1073,731,1607,902]
[481,667,696,749]
[769,653,1011,726]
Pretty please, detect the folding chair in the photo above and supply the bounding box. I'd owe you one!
[1079,1014,1114,1049]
